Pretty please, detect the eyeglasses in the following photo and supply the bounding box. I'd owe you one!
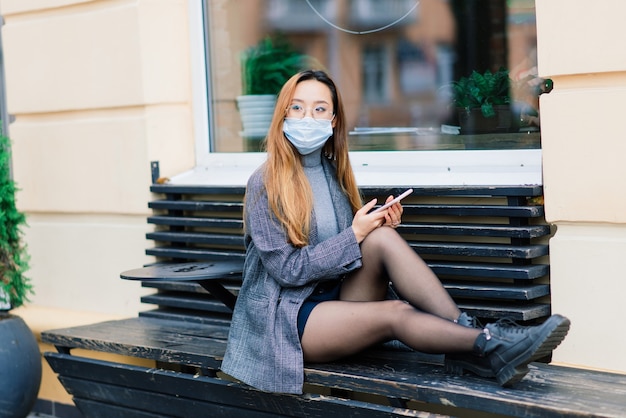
[286,104,334,120]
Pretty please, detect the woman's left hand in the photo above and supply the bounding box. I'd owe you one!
[382,195,403,228]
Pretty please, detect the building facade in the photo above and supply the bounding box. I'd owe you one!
[1,0,624,412]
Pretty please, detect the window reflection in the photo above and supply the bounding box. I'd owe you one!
[205,0,544,153]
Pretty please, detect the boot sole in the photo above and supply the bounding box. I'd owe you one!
[496,314,570,387]
[444,315,571,386]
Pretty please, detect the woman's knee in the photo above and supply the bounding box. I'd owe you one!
[382,299,415,318]
[361,226,402,250]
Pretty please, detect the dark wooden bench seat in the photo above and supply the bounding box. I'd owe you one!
[43,178,626,417]
[43,316,626,417]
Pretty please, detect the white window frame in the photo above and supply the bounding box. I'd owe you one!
[181,0,542,188]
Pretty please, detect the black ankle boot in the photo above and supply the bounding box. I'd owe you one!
[446,314,571,387]
[445,312,494,377]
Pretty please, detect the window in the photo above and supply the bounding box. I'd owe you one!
[362,45,389,105]
[185,0,543,186]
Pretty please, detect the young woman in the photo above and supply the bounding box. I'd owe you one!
[221,70,569,394]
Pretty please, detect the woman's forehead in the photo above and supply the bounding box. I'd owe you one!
[292,79,332,103]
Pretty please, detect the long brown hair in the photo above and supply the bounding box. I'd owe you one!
[263,70,361,247]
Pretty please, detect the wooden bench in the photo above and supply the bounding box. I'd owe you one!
[42,173,626,417]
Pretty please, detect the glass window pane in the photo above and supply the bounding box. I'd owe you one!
[204,0,544,153]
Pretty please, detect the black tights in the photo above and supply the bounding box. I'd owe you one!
[301,227,481,362]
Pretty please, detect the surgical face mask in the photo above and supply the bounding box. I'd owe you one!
[283,117,333,155]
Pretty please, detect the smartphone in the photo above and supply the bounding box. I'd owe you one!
[371,188,413,213]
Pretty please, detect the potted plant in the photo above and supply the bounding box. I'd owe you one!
[236,35,313,142]
[451,67,513,134]
[0,132,41,418]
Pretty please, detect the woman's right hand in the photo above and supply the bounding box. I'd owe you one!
[351,199,387,243]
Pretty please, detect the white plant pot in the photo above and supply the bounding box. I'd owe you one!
[236,94,277,139]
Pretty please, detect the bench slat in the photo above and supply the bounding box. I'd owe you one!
[47,353,436,418]
[458,301,550,321]
[148,199,542,218]
[141,280,240,294]
[146,241,547,260]
[138,295,547,324]
[142,279,543,302]
[148,215,244,229]
[402,204,543,217]
[148,232,548,258]
[143,248,548,280]
[138,308,232,326]
[146,231,244,247]
[149,200,244,212]
[146,247,246,261]
[429,261,549,280]
[399,222,550,238]
[141,293,232,315]
[410,241,548,258]
[147,217,549,239]
[73,399,167,418]
[443,280,549,300]
[359,185,544,198]
[149,184,544,198]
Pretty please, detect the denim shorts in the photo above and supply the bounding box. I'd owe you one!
[297,280,342,339]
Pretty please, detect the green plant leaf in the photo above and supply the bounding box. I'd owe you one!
[241,35,312,95]
[0,133,32,309]
[451,67,511,118]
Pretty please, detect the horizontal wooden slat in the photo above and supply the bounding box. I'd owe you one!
[146,247,245,261]
[147,215,243,229]
[141,280,241,295]
[146,231,244,247]
[147,218,550,239]
[148,200,243,212]
[410,241,548,258]
[428,261,549,280]
[146,243,547,262]
[150,184,544,198]
[138,309,232,326]
[150,185,246,195]
[148,200,542,218]
[74,399,166,418]
[444,281,550,300]
[402,204,543,217]
[141,293,232,315]
[458,301,550,321]
[359,185,544,198]
[398,223,550,238]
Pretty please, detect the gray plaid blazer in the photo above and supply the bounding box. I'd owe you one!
[221,159,363,394]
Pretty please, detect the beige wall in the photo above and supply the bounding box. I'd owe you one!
[537,0,626,372]
[1,0,195,314]
[0,0,197,406]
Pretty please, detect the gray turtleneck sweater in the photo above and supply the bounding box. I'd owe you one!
[301,149,339,241]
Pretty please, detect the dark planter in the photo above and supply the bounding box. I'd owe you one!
[0,314,42,418]
[457,105,512,134]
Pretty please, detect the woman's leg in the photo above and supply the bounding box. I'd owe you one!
[302,226,478,363]
[301,299,480,363]
[341,226,460,321]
